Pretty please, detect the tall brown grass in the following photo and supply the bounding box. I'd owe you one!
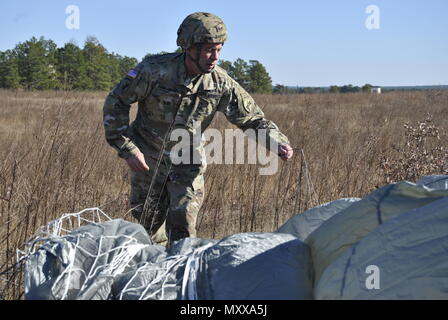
[0,89,447,299]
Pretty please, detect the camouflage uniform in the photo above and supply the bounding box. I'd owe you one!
[103,13,290,245]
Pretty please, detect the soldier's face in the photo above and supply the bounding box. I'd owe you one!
[199,43,223,72]
[187,43,223,74]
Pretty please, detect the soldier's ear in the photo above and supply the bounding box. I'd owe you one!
[185,46,195,57]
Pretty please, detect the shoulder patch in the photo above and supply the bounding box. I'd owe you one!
[127,69,138,78]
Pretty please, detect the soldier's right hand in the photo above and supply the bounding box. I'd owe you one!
[126,151,150,172]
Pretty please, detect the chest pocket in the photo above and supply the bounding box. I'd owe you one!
[190,90,222,127]
[145,86,182,123]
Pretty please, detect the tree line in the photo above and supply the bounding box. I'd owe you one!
[273,83,376,94]
[0,36,274,93]
[2,35,376,95]
[0,36,138,91]
[218,58,273,94]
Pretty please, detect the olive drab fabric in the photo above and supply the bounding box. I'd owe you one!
[177,12,228,49]
[103,16,289,244]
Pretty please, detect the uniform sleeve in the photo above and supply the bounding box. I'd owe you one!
[103,64,152,159]
[217,79,290,153]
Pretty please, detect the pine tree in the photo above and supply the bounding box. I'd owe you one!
[15,37,60,90]
[118,55,138,77]
[232,58,250,91]
[105,53,138,84]
[362,83,373,92]
[218,59,233,74]
[56,41,88,90]
[82,36,113,90]
[247,60,272,94]
[106,53,122,86]
[329,85,340,93]
[0,50,21,89]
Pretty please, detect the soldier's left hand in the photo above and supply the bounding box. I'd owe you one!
[278,144,294,161]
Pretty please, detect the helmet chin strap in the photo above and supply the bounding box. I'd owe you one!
[189,44,209,74]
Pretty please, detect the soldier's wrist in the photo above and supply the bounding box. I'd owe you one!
[117,142,139,159]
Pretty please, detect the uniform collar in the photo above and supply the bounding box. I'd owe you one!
[177,54,216,92]
[202,72,215,91]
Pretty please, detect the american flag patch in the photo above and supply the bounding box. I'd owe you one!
[127,69,138,78]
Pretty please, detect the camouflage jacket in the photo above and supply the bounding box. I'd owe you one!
[103,52,290,160]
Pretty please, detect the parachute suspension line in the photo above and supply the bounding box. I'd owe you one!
[139,95,184,239]
[300,149,319,207]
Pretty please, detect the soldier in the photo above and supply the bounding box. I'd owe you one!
[103,12,293,246]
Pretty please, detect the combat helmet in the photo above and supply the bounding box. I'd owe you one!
[177,12,228,49]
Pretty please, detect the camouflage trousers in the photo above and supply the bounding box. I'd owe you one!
[129,145,205,246]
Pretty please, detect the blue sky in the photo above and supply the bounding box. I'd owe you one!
[1,0,447,86]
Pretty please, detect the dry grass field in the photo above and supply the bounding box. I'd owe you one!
[0,89,447,299]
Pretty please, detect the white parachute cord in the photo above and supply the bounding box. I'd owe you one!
[181,242,214,300]
[137,254,189,300]
[58,237,80,300]
[102,242,148,276]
